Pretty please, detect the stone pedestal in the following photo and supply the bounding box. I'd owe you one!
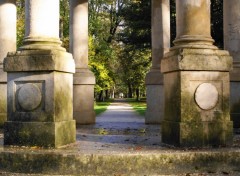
[161,49,233,147]
[73,69,95,124]
[224,0,240,128]
[0,0,16,126]
[3,0,76,148]
[70,0,95,124]
[145,72,164,124]
[145,0,170,124]
[161,0,233,147]
[4,50,76,147]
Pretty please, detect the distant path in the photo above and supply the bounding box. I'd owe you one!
[96,98,144,123]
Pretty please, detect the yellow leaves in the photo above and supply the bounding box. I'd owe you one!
[98,128,109,135]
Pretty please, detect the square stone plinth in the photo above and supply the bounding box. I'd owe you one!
[3,49,76,148]
[7,71,74,122]
[162,71,233,147]
[4,120,76,147]
[73,69,95,125]
[161,48,233,147]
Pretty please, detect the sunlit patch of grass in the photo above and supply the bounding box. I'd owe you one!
[126,98,146,116]
[94,100,112,116]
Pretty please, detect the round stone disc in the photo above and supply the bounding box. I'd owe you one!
[18,83,42,111]
[194,83,218,110]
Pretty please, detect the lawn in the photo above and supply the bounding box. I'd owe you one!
[94,100,112,116]
[126,98,146,116]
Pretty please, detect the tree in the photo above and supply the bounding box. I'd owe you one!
[211,0,223,48]
[116,0,151,100]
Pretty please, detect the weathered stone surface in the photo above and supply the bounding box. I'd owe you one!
[0,0,16,127]
[4,50,75,73]
[161,48,232,73]
[73,69,95,85]
[145,84,164,124]
[7,71,74,122]
[224,0,240,128]
[4,51,76,147]
[0,145,240,175]
[70,0,96,125]
[145,0,170,124]
[145,71,163,85]
[17,83,42,111]
[161,48,233,147]
[25,0,59,39]
[73,84,95,124]
[4,120,76,147]
[195,83,219,110]
[73,70,95,124]
[174,0,215,49]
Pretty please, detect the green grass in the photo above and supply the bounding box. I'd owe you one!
[126,98,146,116]
[94,100,112,116]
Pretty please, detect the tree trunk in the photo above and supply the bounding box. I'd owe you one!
[136,88,140,101]
[98,90,104,102]
[128,83,133,98]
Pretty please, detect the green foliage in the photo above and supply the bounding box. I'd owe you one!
[16,0,25,48]
[211,0,223,48]
[126,98,146,116]
[94,100,112,116]
[60,0,70,50]
[118,0,151,49]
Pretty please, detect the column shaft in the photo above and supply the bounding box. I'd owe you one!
[224,0,240,128]
[145,0,170,124]
[151,0,170,70]
[25,0,59,38]
[70,0,96,124]
[174,0,215,48]
[21,0,63,50]
[0,0,16,126]
[70,0,88,69]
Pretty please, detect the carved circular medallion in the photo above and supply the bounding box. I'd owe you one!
[18,83,42,111]
[194,83,218,110]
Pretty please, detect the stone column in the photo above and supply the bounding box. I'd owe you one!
[161,0,233,147]
[224,0,240,128]
[3,0,76,148]
[145,0,170,124]
[0,0,16,126]
[70,0,96,124]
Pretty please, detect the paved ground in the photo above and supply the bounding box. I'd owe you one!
[0,99,240,175]
[76,99,163,153]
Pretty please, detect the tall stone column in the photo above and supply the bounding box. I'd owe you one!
[224,0,240,128]
[161,0,233,147]
[145,0,170,124]
[0,0,16,126]
[70,0,95,125]
[3,0,76,148]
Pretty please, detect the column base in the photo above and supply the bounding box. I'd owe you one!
[145,70,164,124]
[3,49,76,148]
[162,120,233,147]
[73,69,95,125]
[161,48,233,147]
[4,120,76,148]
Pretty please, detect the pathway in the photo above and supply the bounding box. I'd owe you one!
[76,99,163,152]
